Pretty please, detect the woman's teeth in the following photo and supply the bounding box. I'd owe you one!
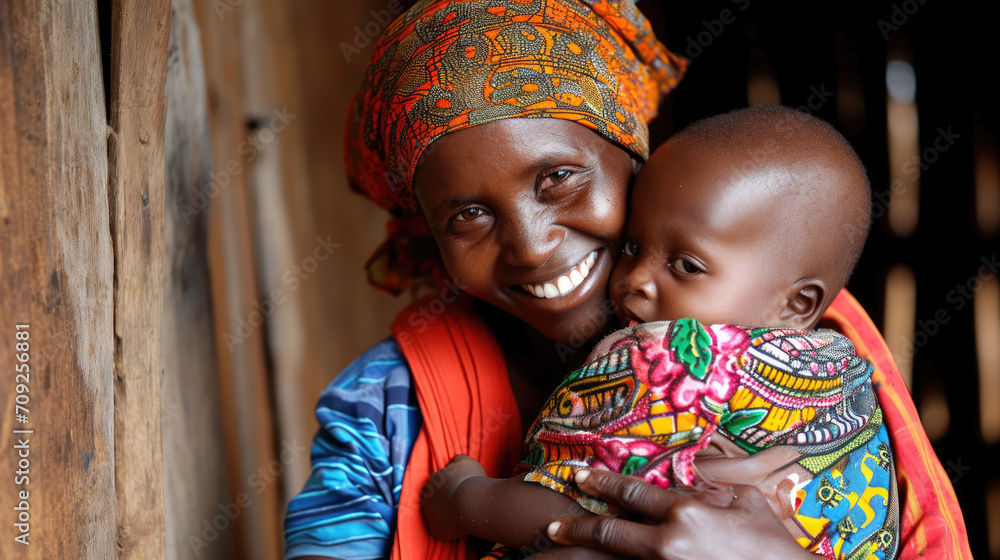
[522,251,598,299]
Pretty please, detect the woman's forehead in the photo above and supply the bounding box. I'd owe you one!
[435,118,606,155]
[414,118,621,188]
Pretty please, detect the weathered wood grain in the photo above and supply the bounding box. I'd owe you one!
[162,0,236,558]
[106,1,172,558]
[0,1,117,557]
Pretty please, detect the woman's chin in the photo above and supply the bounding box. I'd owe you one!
[521,290,619,348]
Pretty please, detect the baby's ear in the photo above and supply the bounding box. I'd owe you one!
[778,278,828,329]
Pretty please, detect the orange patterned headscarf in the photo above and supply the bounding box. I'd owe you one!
[345,0,687,294]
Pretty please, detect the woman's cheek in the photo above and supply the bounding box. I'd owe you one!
[592,168,632,239]
[437,241,497,295]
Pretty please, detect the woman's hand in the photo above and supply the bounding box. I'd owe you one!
[545,470,816,560]
[420,454,487,541]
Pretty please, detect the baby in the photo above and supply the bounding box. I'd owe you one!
[422,106,900,560]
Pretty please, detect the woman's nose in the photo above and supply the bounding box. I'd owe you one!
[499,211,563,269]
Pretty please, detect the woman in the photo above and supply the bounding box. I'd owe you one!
[283,1,971,559]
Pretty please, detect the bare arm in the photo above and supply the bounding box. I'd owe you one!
[422,455,594,549]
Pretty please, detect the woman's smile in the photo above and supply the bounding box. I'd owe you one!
[507,248,609,316]
[520,250,598,298]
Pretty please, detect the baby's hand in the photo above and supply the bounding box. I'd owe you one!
[420,454,487,541]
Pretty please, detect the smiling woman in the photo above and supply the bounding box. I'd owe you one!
[414,118,636,344]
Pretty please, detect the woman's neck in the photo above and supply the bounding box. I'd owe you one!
[472,300,604,433]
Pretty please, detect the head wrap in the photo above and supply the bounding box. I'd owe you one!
[345,0,687,294]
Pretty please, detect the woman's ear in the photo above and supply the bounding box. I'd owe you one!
[777,278,828,329]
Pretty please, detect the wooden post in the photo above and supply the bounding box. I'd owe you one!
[238,0,325,501]
[194,0,283,558]
[0,1,117,557]
[106,1,172,557]
[162,0,236,558]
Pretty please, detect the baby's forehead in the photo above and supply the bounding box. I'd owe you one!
[636,135,849,233]
[638,128,857,200]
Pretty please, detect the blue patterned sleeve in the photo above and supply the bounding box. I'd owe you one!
[283,338,422,560]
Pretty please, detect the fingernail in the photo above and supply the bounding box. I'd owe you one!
[547,521,562,536]
[575,470,589,484]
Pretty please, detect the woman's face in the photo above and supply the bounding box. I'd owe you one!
[413,118,634,344]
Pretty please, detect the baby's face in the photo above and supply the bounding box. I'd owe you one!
[610,139,806,328]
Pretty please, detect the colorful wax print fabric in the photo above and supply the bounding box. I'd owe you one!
[518,319,899,560]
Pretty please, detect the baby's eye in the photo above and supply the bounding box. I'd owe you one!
[454,207,485,222]
[669,256,704,275]
[622,240,640,257]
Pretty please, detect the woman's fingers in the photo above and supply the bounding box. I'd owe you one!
[547,514,662,559]
[573,469,683,520]
[550,475,805,560]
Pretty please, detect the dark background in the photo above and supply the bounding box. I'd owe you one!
[640,1,995,556]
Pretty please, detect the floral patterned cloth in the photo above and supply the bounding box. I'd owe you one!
[515,319,900,560]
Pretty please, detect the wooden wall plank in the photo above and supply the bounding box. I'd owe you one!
[106,1,172,557]
[238,0,325,503]
[0,0,117,557]
[161,1,236,558]
[289,0,410,396]
[194,0,283,558]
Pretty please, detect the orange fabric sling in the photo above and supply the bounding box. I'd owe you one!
[391,296,523,560]
[392,290,973,559]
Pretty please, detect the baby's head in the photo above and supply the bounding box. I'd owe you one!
[611,105,871,330]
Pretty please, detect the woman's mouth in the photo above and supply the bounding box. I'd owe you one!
[521,251,598,299]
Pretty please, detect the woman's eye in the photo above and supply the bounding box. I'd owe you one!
[669,257,703,275]
[622,241,640,257]
[550,169,571,182]
[454,207,484,222]
[539,168,572,189]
